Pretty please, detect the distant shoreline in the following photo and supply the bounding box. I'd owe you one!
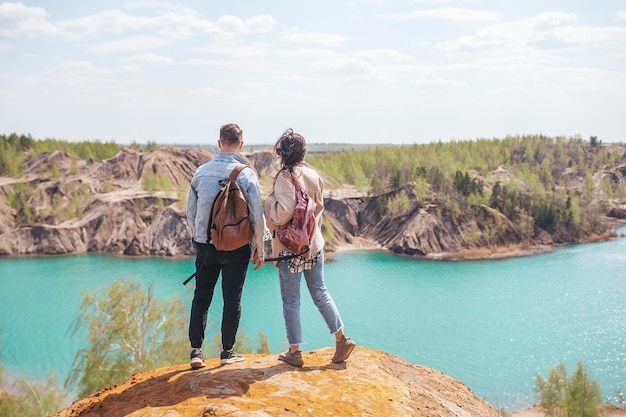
[0,225,622,261]
[329,229,625,262]
[512,404,626,417]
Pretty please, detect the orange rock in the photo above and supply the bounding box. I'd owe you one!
[53,347,499,417]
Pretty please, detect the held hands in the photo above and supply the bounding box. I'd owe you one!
[253,249,264,271]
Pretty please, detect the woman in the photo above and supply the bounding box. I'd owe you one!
[265,128,356,367]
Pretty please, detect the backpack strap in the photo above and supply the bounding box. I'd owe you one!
[229,164,249,181]
[283,167,304,191]
[264,250,308,262]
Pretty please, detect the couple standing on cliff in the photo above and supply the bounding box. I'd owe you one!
[185,123,356,369]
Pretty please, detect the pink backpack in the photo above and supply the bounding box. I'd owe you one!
[276,168,316,255]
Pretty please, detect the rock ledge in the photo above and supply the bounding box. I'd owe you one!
[53,347,498,417]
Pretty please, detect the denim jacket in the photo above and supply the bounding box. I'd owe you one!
[186,152,265,259]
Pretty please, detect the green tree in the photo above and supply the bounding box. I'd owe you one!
[453,170,483,198]
[145,140,158,151]
[566,362,602,417]
[0,375,65,417]
[489,181,504,211]
[0,137,24,176]
[0,339,64,417]
[534,361,601,417]
[388,169,401,190]
[386,190,411,216]
[65,278,188,398]
[535,362,567,415]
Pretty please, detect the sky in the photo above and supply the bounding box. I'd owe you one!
[1,1,625,146]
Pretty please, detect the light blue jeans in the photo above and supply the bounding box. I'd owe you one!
[278,255,344,346]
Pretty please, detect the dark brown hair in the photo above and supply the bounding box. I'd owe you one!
[274,128,306,169]
[220,123,243,146]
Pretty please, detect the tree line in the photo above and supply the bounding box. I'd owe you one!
[3,132,626,245]
[307,134,626,241]
[0,133,121,177]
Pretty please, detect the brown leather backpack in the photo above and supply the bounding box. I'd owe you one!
[209,164,253,251]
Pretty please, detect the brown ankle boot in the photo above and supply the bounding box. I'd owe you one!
[279,350,304,367]
[332,336,356,363]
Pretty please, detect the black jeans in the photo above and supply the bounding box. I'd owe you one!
[189,241,251,351]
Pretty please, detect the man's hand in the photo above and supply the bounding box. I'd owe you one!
[253,250,264,271]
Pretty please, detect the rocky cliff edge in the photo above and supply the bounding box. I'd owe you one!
[52,347,499,417]
[4,146,622,258]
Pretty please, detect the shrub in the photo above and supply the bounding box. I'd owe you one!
[322,216,335,245]
[65,278,188,397]
[0,140,24,176]
[142,173,173,192]
[534,361,601,417]
[0,375,64,417]
[386,190,411,216]
[6,182,35,225]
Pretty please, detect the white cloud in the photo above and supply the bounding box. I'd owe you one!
[410,76,463,89]
[87,35,170,54]
[387,7,499,21]
[310,56,373,83]
[246,15,276,34]
[313,56,370,72]
[125,0,189,12]
[354,49,416,64]
[151,10,215,39]
[285,48,340,60]
[0,42,15,53]
[413,0,478,3]
[1,2,625,143]
[59,8,219,41]
[49,60,115,77]
[212,15,276,39]
[281,30,346,47]
[437,11,626,53]
[129,52,174,64]
[57,10,149,39]
[0,2,61,38]
[216,15,251,36]
[119,64,142,74]
[436,12,567,52]
[0,3,258,42]
[189,40,270,62]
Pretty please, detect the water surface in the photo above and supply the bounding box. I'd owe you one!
[1,229,625,410]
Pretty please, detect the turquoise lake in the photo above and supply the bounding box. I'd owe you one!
[1,228,625,411]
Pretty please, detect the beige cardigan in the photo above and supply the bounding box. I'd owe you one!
[264,162,325,260]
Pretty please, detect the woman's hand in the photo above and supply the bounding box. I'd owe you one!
[253,249,264,271]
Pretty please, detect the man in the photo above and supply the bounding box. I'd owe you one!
[186,123,264,369]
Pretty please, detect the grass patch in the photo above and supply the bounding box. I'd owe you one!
[142,173,173,192]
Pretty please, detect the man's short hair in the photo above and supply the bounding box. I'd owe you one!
[220,123,243,145]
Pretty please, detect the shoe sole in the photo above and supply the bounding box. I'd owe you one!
[278,356,304,367]
[332,343,356,363]
[220,356,245,365]
[190,360,206,369]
